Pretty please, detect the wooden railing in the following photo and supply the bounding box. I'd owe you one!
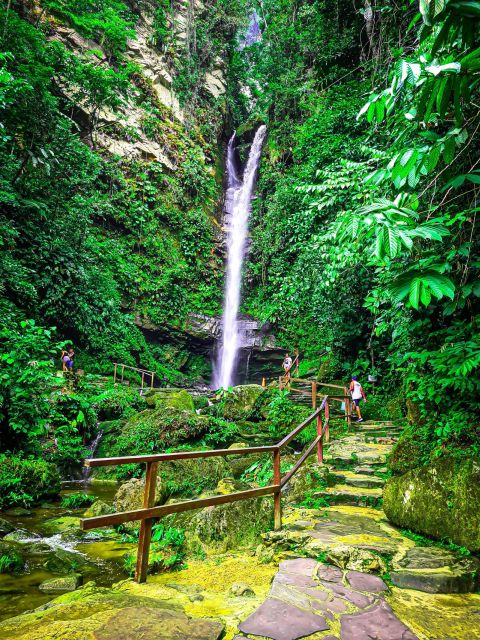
[113,362,155,390]
[279,377,352,425]
[80,397,331,583]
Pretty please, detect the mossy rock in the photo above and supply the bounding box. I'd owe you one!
[39,573,83,593]
[44,548,89,574]
[84,500,113,518]
[384,456,480,552]
[218,385,265,420]
[94,408,217,479]
[170,496,273,553]
[43,516,83,539]
[144,388,195,412]
[113,458,230,530]
[283,459,333,504]
[388,429,427,475]
[0,580,223,640]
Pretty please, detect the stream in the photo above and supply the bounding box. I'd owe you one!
[0,480,133,622]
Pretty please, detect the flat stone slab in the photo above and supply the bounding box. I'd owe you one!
[346,571,387,593]
[391,546,480,593]
[239,598,329,640]
[237,561,418,640]
[340,600,418,639]
[279,558,318,576]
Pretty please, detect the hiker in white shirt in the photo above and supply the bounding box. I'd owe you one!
[350,375,366,423]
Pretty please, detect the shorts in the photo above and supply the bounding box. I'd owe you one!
[353,398,361,407]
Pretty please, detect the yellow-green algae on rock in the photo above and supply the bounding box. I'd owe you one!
[387,587,480,640]
[119,553,277,639]
[0,554,276,640]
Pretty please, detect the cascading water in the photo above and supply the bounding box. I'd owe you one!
[213,125,267,389]
[81,430,103,480]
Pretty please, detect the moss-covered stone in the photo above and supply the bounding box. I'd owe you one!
[218,385,265,420]
[144,388,195,411]
[384,456,480,551]
[388,429,427,475]
[39,573,83,592]
[84,500,114,518]
[171,496,273,553]
[0,580,226,640]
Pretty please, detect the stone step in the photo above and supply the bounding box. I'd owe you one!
[313,484,383,508]
[391,546,480,594]
[354,466,388,476]
[330,470,385,489]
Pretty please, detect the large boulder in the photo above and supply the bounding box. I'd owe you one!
[171,496,273,553]
[114,476,169,525]
[219,385,265,420]
[283,459,333,504]
[95,408,216,478]
[383,456,480,551]
[113,457,231,529]
[144,389,195,411]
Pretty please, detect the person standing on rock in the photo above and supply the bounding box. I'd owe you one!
[350,375,366,422]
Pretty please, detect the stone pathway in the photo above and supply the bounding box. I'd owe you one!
[235,421,480,639]
[235,558,417,640]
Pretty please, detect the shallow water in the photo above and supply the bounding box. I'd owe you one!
[0,480,134,622]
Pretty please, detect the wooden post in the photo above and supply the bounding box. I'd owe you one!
[312,382,317,409]
[279,375,283,390]
[135,461,158,583]
[121,364,125,384]
[273,448,282,530]
[113,363,117,386]
[151,372,155,389]
[317,412,323,463]
[262,377,267,388]
[325,400,330,443]
[141,371,145,391]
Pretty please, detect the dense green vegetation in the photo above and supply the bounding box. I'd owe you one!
[239,0,480,464]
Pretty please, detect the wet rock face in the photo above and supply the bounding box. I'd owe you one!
[383,456,480,552]
[237,558,416,640]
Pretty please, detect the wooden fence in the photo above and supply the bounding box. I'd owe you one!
[113,362,155,391]
[80,397,331,583]
[279,377,352,425]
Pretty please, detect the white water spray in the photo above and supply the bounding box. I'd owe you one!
[213,125,267,389]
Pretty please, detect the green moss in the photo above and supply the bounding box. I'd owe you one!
[384,456,480,552]
[388,428,428,475]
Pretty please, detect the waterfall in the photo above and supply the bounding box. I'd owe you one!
[81,430,103,480]
[213,125,267,389]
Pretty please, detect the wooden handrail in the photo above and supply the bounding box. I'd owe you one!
[84,445,278,468]
[81,485,278,529]
[80,396,331,584]
[113,362,155,390]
